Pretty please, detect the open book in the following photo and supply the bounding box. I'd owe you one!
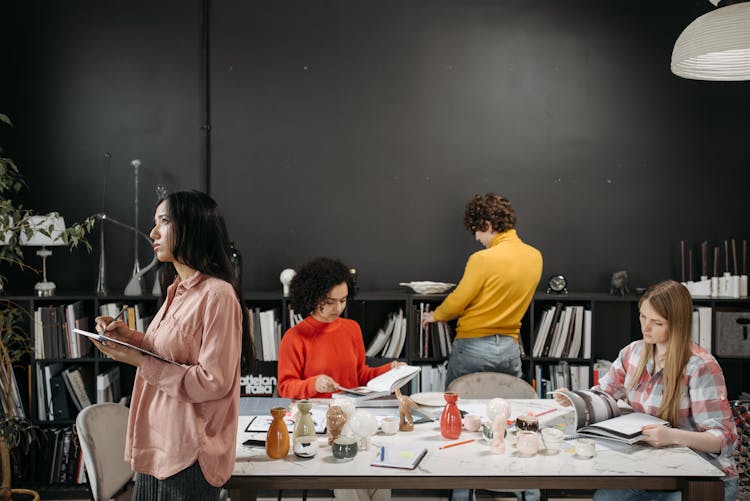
[73,328,179,365]
[556,389,670,445]
[339,365,421,400]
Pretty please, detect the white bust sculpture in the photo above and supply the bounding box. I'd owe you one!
[280,268,296,296]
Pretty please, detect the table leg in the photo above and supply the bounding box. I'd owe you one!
[678,477,723,501]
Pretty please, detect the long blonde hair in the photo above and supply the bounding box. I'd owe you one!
[627,280,693,427]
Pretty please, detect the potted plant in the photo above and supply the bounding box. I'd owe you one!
[1,113,92,500]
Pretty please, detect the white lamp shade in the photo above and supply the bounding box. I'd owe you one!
[20,214,67,246]
[671,2,750,81]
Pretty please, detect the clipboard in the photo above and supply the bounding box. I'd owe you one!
[73,328,180,365]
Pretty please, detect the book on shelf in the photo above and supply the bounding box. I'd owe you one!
[371,445,428,470]
[339,364,421,400]
[555,389,669,444]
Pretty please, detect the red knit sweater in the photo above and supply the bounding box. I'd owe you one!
[277,316,391,399]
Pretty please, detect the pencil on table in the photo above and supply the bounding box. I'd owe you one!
[439,439,475,450]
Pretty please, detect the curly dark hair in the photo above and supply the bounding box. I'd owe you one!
[290,257,355,315]
[463,193,516,233]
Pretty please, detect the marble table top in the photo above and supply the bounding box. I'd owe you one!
[233,398,723,479]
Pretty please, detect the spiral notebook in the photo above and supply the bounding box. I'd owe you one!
[371,445,428,470]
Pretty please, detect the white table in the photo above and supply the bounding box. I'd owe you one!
[228,399,724,500]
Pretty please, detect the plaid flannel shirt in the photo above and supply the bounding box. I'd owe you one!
[594,340,737,478]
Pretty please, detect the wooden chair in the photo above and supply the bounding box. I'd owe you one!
[447,371,538,400]
[75,403,134,501]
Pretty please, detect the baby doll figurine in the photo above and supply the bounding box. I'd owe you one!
[395,388,419,432]
[490,409,508,454]
[326,405,347,445]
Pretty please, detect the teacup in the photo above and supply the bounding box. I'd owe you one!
[541,428,564,454]
[293,435,319,458]
[380,416,399,435]
[464,414,481,432]
[575,438,596,458]
[515,415,539,432]
[332,436,358,461]
[516,431,539,457]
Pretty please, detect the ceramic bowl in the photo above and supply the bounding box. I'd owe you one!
[380,416,399,435]
[332,437,358,461]
[398,281,456,294]
[293,436,319,458]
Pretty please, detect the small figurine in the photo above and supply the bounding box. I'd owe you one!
[395,388,419,432]
[326,405,347,445]
[610,270,630,296]
[491,409,508,454]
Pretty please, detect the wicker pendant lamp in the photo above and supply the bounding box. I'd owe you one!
[671,0,750,81]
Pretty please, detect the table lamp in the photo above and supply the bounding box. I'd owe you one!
[20,214,66,297]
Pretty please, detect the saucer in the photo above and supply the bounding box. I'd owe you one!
[410,392,446,407]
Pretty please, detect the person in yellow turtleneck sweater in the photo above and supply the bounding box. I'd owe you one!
[422,193,543,387]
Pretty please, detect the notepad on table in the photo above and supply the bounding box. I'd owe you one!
[371,446,428,470]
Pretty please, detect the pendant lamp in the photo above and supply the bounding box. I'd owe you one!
[671,0,750,81]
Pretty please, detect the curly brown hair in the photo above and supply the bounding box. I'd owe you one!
[463,193,516,233]
[289,257,355,316]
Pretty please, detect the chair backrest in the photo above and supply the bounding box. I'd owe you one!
[75,403,133,501]
[447,372,538,399]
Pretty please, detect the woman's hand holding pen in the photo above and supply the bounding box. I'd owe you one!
[93,313,146,368]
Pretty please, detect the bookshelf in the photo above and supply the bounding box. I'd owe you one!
[5,290,749,495]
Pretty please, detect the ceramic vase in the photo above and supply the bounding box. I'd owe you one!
[293,400,316,439]
[440,391,462,440]
[266,407,290,459]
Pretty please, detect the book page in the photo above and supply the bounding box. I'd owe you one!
[364,365,421,393]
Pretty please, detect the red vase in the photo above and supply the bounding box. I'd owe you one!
[266,407,290,459]
[440,391,462,440]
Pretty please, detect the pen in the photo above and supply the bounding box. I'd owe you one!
[107,306,128,328]
[438,439,475,450]
[380,445,385,461]
[534,408,555,418]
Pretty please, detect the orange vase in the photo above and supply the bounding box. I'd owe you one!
[440,391,462,440]
[266,407,290,459]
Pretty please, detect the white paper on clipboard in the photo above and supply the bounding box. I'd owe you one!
[73,328,180,365]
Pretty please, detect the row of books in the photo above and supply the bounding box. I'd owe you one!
[415,303,453,359]
[533,362,591,397]
[691,306,712,351]
[531,304,591,359]
[36,362,123,422]
[251,308,281,361]
[410,362,447,393]
[365,309,407,358]
[33,301,153,360]
[29,425,86,486]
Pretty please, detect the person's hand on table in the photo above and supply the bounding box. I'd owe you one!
[640,423,675,448]
[316,374,339,393]
[390,361,406,370]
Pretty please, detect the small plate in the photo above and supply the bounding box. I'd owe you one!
[410,392,447,407]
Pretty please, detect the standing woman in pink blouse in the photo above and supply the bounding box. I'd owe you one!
[92,190,254,501]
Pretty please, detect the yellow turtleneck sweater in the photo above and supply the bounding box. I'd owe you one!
[433,229,542,339]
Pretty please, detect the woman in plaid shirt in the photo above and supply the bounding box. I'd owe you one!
[559,280,737,501]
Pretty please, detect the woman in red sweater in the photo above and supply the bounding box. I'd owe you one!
[277,257,400,399]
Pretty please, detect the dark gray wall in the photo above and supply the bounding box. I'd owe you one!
[4,0,750,294]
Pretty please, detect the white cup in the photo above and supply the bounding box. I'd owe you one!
[380,416,399,435]
[516,431,539,457]
[293,435,319,458]
[464,414,481,432]
[575,438,596,458]
[541,428,564,454]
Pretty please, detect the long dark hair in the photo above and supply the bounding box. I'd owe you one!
[156,190,254,373]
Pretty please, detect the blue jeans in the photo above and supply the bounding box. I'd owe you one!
[446,335,522,387]
[592,476,737,501]
[450,488,539,501]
